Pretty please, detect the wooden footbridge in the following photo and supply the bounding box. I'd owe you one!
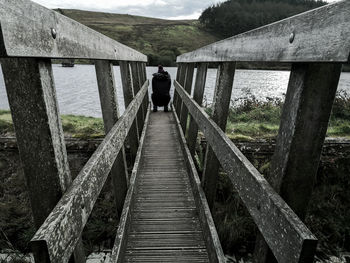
[0,0,349,262]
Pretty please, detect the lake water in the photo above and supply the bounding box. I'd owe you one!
[0,65,349,118]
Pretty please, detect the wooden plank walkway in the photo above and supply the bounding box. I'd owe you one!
[123,112,210,262]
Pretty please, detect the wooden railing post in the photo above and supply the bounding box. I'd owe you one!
[140,62,149,112]
[172,68,179,110]
[253,63,342,263]
[175,79,317,263]
[136,62,146,122]
[202,62,236,211]
[145,63,150,113]
[187,63,208,158]
[141,62,147,82]
[175,63,186,116]
[30,83,149,262]
[131,61,145,137]
[95,60,129,216]
[137,62,148,119]
[120,61,140,163]
[173,64,183,111]
[1,58,85,263]
[180,63,195,133]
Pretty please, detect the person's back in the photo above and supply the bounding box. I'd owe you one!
[152,65,171,112]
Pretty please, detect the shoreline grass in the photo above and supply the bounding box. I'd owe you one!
[0,110,105,139]
[1,93,349,140]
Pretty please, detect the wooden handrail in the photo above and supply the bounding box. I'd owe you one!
[0,0,147,61]
[30,81,149,263]
[173,110,225,263]
[0,2,149,262]
[177,1,350,63]
[174,80,317,263]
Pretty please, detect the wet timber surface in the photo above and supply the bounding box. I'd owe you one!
[123,112,210,262]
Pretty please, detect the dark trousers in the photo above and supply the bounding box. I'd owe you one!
[152,94,170,108]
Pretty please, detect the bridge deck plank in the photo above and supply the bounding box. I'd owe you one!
[123,112,210,262]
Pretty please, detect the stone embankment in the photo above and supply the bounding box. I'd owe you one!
[1,136,349,179]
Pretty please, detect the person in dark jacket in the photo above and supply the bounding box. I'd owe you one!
[152,65,171,112]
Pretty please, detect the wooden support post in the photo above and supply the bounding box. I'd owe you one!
[178,64,186,85]
[1,58,85,263]
[136,62,146,122]
[175,79,317,263]
[30,83,149,263]
[187,63,208,158]
[120,61,139,164]
[173,64,182,110]
[202,62,236,211]
[176,64,183,81]
[95,60,129,216]
[141,62,149,111]
[175,63,186,116]
[138,62,148,119]
[180,63,195,133]
[141,62,147,82]
[253,63,342,263]
[130,61,145,136]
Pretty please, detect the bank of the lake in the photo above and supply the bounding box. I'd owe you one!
[1,65,350,118]
[1,91,349,139]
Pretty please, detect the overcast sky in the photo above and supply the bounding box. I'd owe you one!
[31,0,341,20]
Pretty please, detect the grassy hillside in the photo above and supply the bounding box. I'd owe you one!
[56,9,219,66]
[55,9,350,72]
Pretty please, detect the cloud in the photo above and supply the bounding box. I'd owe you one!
[31,0,224,19]
[168,11,203,20]
[31,0,340,20]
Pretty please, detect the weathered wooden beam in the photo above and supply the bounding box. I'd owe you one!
[175,63,186,116]
[173,64,183,111]
[1,58,85,263]
[177,1,350,63]
[174,80,317,263]
[30,82,149,263]
[172,67,180,110]
[180,63,195,133]
[202,62,235,210]
[130,61,145,137]
[130,62,142,92]
[176,64,182,82]
[187,63,208,158]
[120,61,139,162]
[145,64,150,108]
[111,108,150,263]
[95,60,129,216]
[141,62,147,83]
[138,63,148,120]
[136,63,147,123]
[253,63,342,263]
[140,62,149,114]
[0,0,147,61]
[173,109,225,263]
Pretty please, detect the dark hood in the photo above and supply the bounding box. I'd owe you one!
[153,71,170,81]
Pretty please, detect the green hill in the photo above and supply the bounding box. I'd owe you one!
[56,9,219,66]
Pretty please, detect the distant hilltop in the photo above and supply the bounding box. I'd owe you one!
[56,8,349,72]
[56,9,219,66]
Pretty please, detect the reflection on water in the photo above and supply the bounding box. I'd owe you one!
[0,65,349,118]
